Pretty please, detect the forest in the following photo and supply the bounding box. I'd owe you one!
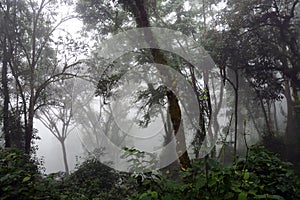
[0,0,300,199]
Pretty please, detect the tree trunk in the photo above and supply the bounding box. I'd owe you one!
[284,79,300,166]
[273,102,279,134]
[166,91,191,169]
[24,97,34,154]
[60,139,69,175]
[259,96,272,136]
[233,70,238,159]
[284,79,294,137]
[1,37,11,148]
[126,0,191,169]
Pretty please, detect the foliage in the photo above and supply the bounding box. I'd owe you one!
[0,148,59,200]
[2,109,25,149]
[128,145,300,200]
[61,158,125,199]
[1,0,300,199]
[0,0,81,154]
[219,0,300,101]
[0,148,36,199]
[121,147,158,173]
[0,149,125,199]
[240,145,300,199]
[1,145,299,199]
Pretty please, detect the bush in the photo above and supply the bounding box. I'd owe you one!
[128,145,300,200]
[0,148,38,199]
[240,145,300,199]
[1,145,299,199]
[0,148,68,200]
[62,158,124,199]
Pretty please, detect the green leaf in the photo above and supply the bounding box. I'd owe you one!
[22,176,31,183]
[243,172,250,180]
[195,179,206,189]
[255,194,284,199]
[224,192,235,199]
[150,191,158,199]
[248,190,257,195]
[267,195,284,200]
[238,192,247,200]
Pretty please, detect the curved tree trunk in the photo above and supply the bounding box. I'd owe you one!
[125,0,191,169]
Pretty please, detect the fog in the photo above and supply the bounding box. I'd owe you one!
[35,120,84,173]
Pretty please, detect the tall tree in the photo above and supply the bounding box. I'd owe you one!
[0,0,80,154]
[36,79,78,174]
[0,0,27,149]
[207,0,300,166]
[77,0,196,169]
[0,9,10,147]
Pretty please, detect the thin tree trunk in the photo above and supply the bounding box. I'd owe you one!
[259,97,271,135]
[25,104,34,154]
[245,102,262,137]
[60,139,69,175]
[233,70,238,159]
[273,102,279,134]
[25,85,35,154]
[225,68,239,160]
[1,37,11,148]
[202,0,206,41]
[25,3,38,154]
[266,101,273,132]
[189,65,205,158]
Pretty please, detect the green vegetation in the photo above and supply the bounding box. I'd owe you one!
[1,146,299,200]
[1,0,300,199]
[0,148,55,199]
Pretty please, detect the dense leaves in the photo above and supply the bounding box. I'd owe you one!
[0,148,56,200]
[127,145,300,200]
[1,0,300,199]
[1,146,299,199]
[62,158,120,199]
[0,149,37,199]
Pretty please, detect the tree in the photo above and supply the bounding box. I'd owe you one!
[0,0,19,148]
[0,0,80,154]
[36,79,77,175]
[77,0,196,169]
[223,0,300,134]
[0,4,11,147]
[209,0,300,166]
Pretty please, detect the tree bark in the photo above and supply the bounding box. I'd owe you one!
[60,139,69,175]
[25,100,34,154]
[232,70,238,159]
[1,37,11,148]
[273,102,279,134]
[233,85,238,159]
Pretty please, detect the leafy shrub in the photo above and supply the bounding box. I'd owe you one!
[239,145,300,199]
[0,148,61,199]
[0,148,39,199]
[128,145,300,200]
[1,145,299,199]
[62,158,124,199]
